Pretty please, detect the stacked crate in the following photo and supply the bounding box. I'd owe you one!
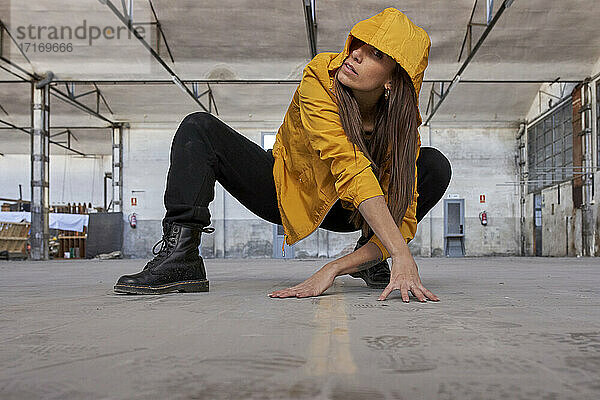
[0,222,30,259]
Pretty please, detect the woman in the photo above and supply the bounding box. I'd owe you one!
[114,8,451,302]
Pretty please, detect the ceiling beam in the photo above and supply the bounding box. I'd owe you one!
[148,0,175,64]
[0,117,87,156]
[424,0,515,126]
[50,87,116,125]
[100,0,213,113]
[0,58,118,125]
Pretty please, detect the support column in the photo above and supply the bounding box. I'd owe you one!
[30,81,50,260]
[111,124,123,212]
[580,83,595,256]
[317,229,329,258]
[517,123,527,256]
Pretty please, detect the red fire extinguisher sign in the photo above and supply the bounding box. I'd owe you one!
[480,194,486,203]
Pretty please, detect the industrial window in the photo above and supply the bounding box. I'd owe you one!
[527,99,573,193]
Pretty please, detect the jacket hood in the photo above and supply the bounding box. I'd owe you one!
[328,7,431,125]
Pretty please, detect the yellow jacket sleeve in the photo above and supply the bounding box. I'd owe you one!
[298,63,384,208]
[366,139,420,260]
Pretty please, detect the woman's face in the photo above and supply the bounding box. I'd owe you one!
[337,37,396,94]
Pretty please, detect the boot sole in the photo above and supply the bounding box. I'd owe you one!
[114,279,209,294]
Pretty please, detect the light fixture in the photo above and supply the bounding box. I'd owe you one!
[171,75,187,94]
[446,74,461,95]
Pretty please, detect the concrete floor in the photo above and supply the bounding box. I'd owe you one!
[0,256,599,400]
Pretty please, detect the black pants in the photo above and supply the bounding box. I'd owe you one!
[163,112,451,243]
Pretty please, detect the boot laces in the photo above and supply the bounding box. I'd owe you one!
[152,233,177,257]
[143,234,176,270]
[144,225,215,270]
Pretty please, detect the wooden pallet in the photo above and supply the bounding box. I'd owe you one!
[0,222,29,258]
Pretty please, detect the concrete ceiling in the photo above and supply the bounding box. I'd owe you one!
[1,0,599,155]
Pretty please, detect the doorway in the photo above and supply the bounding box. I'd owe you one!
[444,199,465,257]
[533,193,542,256]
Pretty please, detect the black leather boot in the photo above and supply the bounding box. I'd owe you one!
[114,221,215,294]
[349,234,391,289]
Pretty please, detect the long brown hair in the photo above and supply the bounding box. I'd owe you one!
[332,62,419,239]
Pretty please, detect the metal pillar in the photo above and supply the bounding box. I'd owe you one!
[317,228,329,258]
[302,0,318,59]
[30,81,50,260]
[580,83,595,256]
[517,122,527,255]
[111,124,123,212]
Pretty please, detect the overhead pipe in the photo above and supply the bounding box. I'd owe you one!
[39,78,583,85]
[35,71,54,89]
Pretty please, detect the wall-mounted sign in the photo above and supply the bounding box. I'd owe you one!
[131,190,146,208]
[480,194,486,203]
[447,194,460,199]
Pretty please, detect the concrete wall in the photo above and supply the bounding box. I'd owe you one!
[539,182,575,257]
[521,74,583,251]
[0,153,110,208]
[121,118,365,259]
[520,58,600,257]
[422,123,521,257]
[525,172,600,257]
[0,116,525,260]
[120,118,435,259]
[596,169,600,256]
[523,192,534,255]
[522,155,586,258]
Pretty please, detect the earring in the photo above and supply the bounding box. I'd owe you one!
[384,88,390,100]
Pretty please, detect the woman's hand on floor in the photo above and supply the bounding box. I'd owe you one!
[268,264,337,298]
[356,195,439,302]
[378,253,440,302]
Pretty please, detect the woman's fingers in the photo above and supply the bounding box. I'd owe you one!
[410,285,427,302]
[269,283,316,298]
[268,288,294,297]
[377,280,438,303]
[270,277,438,303]
[270,290,295,298]
[419,285,440,301]
[377,283,395,301]
[400,285,410,302]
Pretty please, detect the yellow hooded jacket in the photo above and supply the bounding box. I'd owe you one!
[272,8,431,260]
